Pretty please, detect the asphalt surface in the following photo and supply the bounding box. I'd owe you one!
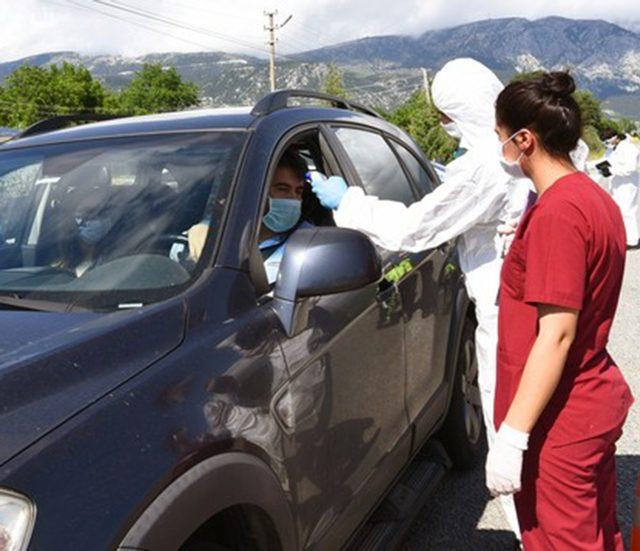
[404,248,640,550]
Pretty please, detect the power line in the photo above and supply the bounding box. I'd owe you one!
[46,0,229,54]
[120,0,264,25]
[85,0,294,60]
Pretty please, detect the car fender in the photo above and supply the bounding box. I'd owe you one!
[118,452,297,551]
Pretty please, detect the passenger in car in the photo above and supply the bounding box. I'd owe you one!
[52,167,115,276]
[188,150,313,284]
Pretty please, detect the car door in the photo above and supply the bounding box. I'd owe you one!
[388,138,458,445]
[261,127,411,549]
[328,126,453,447]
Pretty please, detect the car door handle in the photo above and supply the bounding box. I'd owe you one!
[377,280,400,309]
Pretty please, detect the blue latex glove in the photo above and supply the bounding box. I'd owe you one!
[307,171,348,210]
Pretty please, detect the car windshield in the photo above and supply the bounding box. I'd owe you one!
[0,131,245,310]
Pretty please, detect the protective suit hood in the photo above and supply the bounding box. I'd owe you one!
[432,58,504,151]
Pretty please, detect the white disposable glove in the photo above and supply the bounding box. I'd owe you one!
[485,423,529,497]
[497,219,519,257]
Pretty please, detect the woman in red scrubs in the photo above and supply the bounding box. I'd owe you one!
[486,72,634,550]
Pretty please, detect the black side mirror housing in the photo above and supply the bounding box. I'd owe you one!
[273,227,382,337]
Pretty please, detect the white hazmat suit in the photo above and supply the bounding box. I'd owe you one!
[608,136,640,247]
[332,58,523,537]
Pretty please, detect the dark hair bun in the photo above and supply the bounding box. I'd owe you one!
[541,72,576,98]
[496,71,583,158]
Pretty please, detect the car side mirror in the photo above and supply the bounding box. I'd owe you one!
[272,227,382,337]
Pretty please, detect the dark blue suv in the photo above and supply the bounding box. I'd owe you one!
[0,91,482,550]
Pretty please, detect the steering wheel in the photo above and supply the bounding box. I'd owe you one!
[152,234,189,247]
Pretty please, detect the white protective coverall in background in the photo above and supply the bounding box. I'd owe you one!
[608,136,640,246]
[332,58,523,537]
[571,138,590,173]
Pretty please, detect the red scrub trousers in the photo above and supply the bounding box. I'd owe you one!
[495,172,634,550]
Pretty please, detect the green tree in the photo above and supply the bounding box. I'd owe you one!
[573,90,605,130]
[322,64,348,99]
[582,124,604,158]
[111,64,199,116]
[386,90,457,163]
[511,70,546,83]
[0,62,106,128]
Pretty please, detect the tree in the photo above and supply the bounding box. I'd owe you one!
[573,90,605,131]
[322,64,348,99]
[110,64,200,116]
[386,90,457,163]
[581,124,604,157]
[0,62,106,128]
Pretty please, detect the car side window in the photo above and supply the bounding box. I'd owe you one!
[333,127,415,206]
[390,141,437,197]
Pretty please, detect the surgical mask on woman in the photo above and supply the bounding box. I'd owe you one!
[441,121,463,140]
[77,217,113,245]
[263,198,301,233]
[499,130,526,178]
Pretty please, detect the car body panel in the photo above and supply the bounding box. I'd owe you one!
[0,300,186,465]
[1,268,293,549]
[275,281,410,548]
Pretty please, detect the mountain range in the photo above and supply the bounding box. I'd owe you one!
[1,16,639,119]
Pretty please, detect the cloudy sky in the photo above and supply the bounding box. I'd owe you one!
[2,0,640,62]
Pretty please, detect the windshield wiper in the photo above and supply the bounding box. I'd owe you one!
[0,295,88,313]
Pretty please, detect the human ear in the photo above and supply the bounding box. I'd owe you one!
[517,130,535,154]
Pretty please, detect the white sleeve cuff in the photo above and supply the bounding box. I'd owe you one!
[497,423,529,450]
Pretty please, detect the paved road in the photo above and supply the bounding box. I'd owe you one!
[404,248,640,550]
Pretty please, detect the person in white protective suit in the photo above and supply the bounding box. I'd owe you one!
[310,57,524,539]
[608,134,640,247]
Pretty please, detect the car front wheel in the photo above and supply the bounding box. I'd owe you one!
[440,316,484,469]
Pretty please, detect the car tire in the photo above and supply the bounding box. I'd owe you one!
[440,316,484,470]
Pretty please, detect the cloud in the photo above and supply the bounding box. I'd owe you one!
[2,0,640,62]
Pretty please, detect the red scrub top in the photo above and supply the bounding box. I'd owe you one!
[495,172,633,442]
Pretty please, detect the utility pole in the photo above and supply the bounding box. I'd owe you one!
[264,10,292,92]
[421,68,431,105]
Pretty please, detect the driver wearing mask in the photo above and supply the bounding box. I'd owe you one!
[187,150,313,284]
[258,150,313,284]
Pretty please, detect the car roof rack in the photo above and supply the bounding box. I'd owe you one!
[251,89,382,119]
[14,113,125,140]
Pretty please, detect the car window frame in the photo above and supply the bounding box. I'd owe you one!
[251,123,349,299]
[327,124,420,204]
[386,136,440,198]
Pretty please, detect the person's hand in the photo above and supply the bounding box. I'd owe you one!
[188,222,209,261]
[485,423,529,497]
[308,171,348,210]
[497,219,518,257]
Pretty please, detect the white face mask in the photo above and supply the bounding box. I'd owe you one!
[441,121,462,140]
[499,130,526,178]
